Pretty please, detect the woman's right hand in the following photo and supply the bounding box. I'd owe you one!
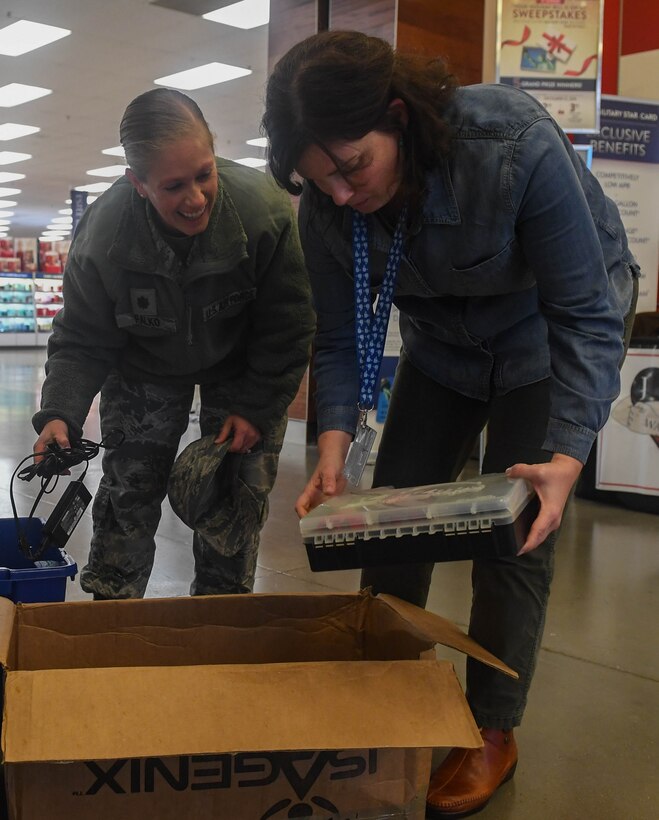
[33,419,71,461]
[295,430,353,518]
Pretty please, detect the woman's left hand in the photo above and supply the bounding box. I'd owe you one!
[215,415,262,453]
[505,453,583,555]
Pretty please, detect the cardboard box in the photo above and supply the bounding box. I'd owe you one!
[0,590,516,819]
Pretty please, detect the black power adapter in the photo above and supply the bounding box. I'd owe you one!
[41,481,92,549]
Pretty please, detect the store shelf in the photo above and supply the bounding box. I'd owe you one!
[0,272,63,346]
[34,273,64,337]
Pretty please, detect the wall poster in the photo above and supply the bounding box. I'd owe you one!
[496,0,603,132]
[573,96,659,313]
[596,348,659,497]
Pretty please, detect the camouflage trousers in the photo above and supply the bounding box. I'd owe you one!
[79,372,285,599]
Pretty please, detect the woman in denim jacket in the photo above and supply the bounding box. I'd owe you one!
[263,31,639,817]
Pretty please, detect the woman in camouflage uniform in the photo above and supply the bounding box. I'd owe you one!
[33,88,314,599]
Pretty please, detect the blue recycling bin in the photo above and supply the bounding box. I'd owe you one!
[0,517,77,603]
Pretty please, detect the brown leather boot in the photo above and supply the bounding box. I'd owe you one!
[426,728,518,817]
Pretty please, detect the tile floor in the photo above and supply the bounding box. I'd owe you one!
[1,347,657,819]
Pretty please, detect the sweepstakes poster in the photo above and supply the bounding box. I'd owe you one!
[596,349,659,496]
[496,0,603,132]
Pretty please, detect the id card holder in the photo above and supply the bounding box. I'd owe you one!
[344,415,377,487]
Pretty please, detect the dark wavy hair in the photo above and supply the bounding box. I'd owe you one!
[262,30,457,207]
[120,88,214,180]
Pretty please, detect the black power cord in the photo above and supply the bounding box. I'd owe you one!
[10,429,125,561]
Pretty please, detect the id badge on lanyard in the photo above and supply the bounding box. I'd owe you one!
[343,410,379,486]
[344,207,406,486]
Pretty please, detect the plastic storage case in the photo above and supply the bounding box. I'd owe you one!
[0,518,78,603]
[300,473,539,571]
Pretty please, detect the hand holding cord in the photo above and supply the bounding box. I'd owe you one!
[11,430,125,561]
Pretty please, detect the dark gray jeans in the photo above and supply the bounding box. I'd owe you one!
[80,373,283,599]
[361,355,555,731]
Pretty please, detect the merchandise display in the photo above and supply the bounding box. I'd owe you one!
[34,273,64,336]
[300,473,538,571]
[0,238,68,343]
[1,238,39,273]
[0,274,35,335]
[37,239,69,274]
[0,271,63,343]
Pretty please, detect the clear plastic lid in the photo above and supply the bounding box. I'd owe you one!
[300,472,535,539]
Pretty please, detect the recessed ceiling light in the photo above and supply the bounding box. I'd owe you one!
[234,157,267,168]
[0,199,17,207]
[0,219,11,226]
[47,225,71,232]
[102,146,126,158]
[58,208,72,215]
[0,188,21,197]
[75,182,112,193]
[86,196,98,204]
[0,20,70,57]
[0,172,25,183]
[0,211,14,217]
[51,216,72,224]
[203,0,270,30]
[0,83,52,107]
[154,62,251,91]
[246,137,267,148]
[40,235,65,241]
[86,165,127,177]
[0,151,31,165]
[0,123,40,140]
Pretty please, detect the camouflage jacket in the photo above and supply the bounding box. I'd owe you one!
[33,159,315,438]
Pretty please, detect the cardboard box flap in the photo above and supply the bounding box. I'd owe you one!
[378,594,518,679]
[14,621,369,671]
[2,660,482,763]
[15,592,367,633]
[0,596,15,667]
[12,591,431,671]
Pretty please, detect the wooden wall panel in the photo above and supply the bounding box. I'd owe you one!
[329,0,397,43]
[269,0,319,72]
[268,1,319,422]
[397,0,485,86]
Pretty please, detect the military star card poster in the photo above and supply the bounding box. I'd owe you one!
[496,0,603,132]
[573,96,659,314]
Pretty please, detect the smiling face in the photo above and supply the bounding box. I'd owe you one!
[295,130,403,214]
[127,131,217,236]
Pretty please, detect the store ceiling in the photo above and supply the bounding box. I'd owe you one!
[0,0,269,236]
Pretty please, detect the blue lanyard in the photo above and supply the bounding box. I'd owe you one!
[352,207,407,411]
